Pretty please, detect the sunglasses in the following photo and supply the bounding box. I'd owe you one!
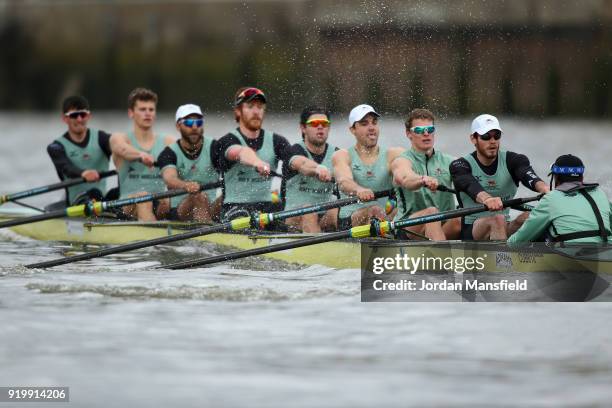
[409,125,435,134]
[180,118,204,127]
[65,110,90,119]
[234,87,266,106]
[305,119,331,128]
[477,130,502,141]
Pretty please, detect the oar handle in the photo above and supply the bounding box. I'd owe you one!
[1,170,118,204]
[437,185,456,194]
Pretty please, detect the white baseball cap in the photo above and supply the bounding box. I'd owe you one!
[175,104,203,122]
[348,104,380,126]
[471,114,502,135]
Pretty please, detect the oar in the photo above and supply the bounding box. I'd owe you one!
[437,185,456,194]
[26,190,392,269]
[162,195,544,270]
[0,170,117,205]
[1,180,222,230]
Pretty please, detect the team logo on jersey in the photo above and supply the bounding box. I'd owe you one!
[435,167,443,176]
[353,164,362,171]
[366,170,375,178]
[487,179,497,188]
[82,153,91,161]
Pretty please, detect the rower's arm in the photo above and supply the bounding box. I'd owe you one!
[110,133,149,162]
[508,195,551,244]
[450,158,484,200]
[226,145,270,174]
[158,147,191,191]
[391,156,426,191]
[47,142,85,179]
[290,156,331,180]
[332,149,364,195]
[507,152,549,193]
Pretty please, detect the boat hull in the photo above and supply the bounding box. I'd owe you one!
[2,208,611,273]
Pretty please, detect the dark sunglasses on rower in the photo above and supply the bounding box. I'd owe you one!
[65,110,90,119]
[409,125,435,134]
[180,118,204,127]
[477,130,502,141]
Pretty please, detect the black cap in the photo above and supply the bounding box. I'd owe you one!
[549,154,585,178]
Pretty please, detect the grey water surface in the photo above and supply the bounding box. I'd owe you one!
[1,112,612,407]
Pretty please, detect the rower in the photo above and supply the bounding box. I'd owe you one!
[508,154,611,244]
[391,108,459,240]
[157,104,222,222]
[216,87,293,222]
[333,104,402,230]
[450,114,550,240]
[110,88,174,221]
[47,96,116,208]
[284,106,337,232]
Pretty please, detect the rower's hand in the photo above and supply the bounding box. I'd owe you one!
[315,165,332,182]
[81,169,100,182]
[138,152,155,168]
[483,196,503,211]
[254,161,271,177]
[185,181,201,194]
[356,188,375,202]
[421,176,439,192]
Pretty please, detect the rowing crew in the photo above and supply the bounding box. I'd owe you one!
[48,87,612,244]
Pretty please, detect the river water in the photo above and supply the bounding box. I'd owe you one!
[1,112,612,407]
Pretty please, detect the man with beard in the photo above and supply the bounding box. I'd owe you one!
[157,104,221,222]
[333,104,403,230]
[391,108,459,240]
[450,114,549,241]
[47,96,116,207]
[215,87,293,221]
[111,88,175,221]
[284,107,336,232]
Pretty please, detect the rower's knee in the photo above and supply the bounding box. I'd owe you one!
[492,214,506,228]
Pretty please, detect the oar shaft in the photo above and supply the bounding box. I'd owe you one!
[164,230,351,269]
[98,180,222,212]
[25,223,232,269]
[27,190,392,269]
[163,195,543,269]
[2,181,223,230]
[393,196,542,230]
[0,208,73,229]
[0,170,117,204]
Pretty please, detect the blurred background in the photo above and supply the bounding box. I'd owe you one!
[1,0,611,117]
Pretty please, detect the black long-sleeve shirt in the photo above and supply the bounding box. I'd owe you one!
[450,151,543,200]
[46,130,112,179]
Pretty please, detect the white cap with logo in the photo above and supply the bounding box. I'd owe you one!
[471,114,502,135]
[348,104,380,126]
[175,104,203,122]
